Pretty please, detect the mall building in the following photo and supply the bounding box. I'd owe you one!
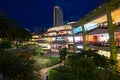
[40,24,73,50]
[35,0,120,71]
[30,0,120,71]
[38,0,120,54]
[73,0,120,71]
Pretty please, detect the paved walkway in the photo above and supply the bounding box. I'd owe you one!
[39,62,63,80]
[39,50,62,80]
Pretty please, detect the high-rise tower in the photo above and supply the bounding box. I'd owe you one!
[53,6,63,27]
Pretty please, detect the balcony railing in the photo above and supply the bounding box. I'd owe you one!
[88,41,110,47]
[76,41,120,48]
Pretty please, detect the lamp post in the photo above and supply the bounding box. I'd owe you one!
[70,23,77,53]
[59,46,62,70]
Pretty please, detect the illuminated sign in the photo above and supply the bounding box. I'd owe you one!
[48,25,72,32]
[73,23,98,34]
[73,27,82,34]
[77,45,83,49]
[85,23,98,31]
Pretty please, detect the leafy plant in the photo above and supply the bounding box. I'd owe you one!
[0,50,40,80]
[0,41,15,49]
[32,47,44,56]
[48,66,73,80]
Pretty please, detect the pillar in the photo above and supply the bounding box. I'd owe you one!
[106,2,117,73]
[81,20,88,51]
[72,26,76,53]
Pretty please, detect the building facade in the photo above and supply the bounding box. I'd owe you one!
[31,0,120,72]
[53,6,63,27]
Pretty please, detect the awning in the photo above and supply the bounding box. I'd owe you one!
[75,32,83,36]
[88,27,120,35]
[52,41,68,44]
[88,28,108,35]
[57,34,71,37]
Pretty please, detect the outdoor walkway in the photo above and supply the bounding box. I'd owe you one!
[39,50,62,80]
[39,62,64,80]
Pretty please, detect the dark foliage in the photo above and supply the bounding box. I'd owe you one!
[0,14,32,45]
[48,66,73,80]
[0,41,14,49]
[0,51,39,80]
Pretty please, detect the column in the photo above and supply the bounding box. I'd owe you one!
[81,20,88,51]
[72,26,76,53]
[106,2,117,73]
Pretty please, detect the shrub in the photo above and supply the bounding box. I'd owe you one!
[67,55,98,80]
[19,52,32,60]
[48,66,73,80]
[0,50,40,80]
[21,45,29,49]
[49,57,59,66]
[0,41,15,49]
[32,47,44,56]
[66,50,120,80]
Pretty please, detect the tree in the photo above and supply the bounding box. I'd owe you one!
[0,11,32,46]
[66,49,117,80]
[0,41,15,49]
[59,47,67,66]
[67,54,97,80]
[13,28,32,45]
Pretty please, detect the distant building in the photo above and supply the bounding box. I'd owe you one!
[33,26,47,34]
[24,28,30,32]
[53,6,63,27]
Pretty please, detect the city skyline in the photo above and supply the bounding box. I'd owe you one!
[0,0,106,32]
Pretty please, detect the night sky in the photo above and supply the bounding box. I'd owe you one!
[0,0,106,32]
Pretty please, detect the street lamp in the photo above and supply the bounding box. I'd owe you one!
[59,46,62,70]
